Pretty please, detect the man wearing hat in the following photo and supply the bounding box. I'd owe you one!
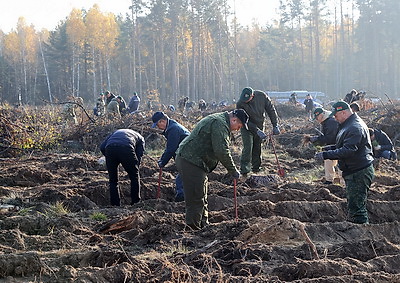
[175,109,248,230]
[236,87,280,176]
[151,111,190,201]
[314,101,374,224]
[305,107,340,184]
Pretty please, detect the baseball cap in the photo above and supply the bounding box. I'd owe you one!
[151,111,165,128]
[238,87,254,102]
[313,107,324,120]
[233,109,249,130]
[330,101,350,116]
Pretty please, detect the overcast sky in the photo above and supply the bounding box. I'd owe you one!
[0,0,280,33]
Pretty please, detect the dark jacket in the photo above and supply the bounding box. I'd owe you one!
[176,112,237,173]
[323,114,373,176]
[159,119,190,167]
[372,129,394,157]
[100,129,145,162]
[303,98,314,112]
[105,93,116,105]
[128,95,140,112]
[314,117,339,146]
[236,90,278,133]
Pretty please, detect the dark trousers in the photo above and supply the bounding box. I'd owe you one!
[344,164,374,224]
[240,128,262,174]
[105,145,140,206]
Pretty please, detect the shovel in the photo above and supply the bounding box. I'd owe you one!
[156,168,162,199]
[269,135,286,177]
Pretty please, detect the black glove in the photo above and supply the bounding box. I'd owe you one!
[231,170,240,180]
[256,129,268,140]
[309,136,318,143]
[314,152,324,161]
[272,125,280,135]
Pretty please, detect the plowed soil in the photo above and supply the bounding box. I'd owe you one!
[0,103,399,282]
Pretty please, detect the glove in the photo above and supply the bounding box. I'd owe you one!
[303,135,311,143]
[272,125,280,135]
[231,170,240,180]
[314,152,324,161]
[309,136,318,143]
[157,160,163,168]
[256,129,268,140]
[374,145,381,150]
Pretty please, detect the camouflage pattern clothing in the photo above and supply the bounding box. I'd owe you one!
[176,112,239,229]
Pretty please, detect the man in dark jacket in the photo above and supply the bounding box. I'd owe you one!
[314,101,374,224]
[176,109,249,230]
[128,92,140,113]
[369,128,397,160]
[236,87,280,176]
[303,94,314,120]
[104,91,116,106]
[151,111,190,201]
[100,129,145,206]
[306,107,340,184]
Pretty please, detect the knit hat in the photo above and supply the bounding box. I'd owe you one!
[233,109,249,130]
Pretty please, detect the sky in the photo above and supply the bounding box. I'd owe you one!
[0,0,280,33]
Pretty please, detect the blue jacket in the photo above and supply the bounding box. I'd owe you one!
[323,114,373,176]
[159,119,190,167]
[100,129,145,162]
[128,95,140,112]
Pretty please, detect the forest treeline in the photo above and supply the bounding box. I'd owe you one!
[0,0,399,106]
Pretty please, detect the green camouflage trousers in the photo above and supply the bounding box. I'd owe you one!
[176,155,209,229]
[344,164,374,224]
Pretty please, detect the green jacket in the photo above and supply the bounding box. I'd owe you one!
[176,112,237,173]
[237,90,278,132]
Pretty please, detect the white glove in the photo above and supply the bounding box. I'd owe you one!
[374,145,381,150]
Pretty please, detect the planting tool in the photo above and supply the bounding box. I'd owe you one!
[157,168,162,198]
[234,178,238,222]
[269,135,286,177]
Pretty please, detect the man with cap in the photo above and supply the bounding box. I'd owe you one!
[368,128,397,161]
[128,92,140,113]
[236,87,280,177]
[314,101,374,224]
[151,111,190,201]
[305,107,340,184]
[100,129,145,206]
[175,109,249,230]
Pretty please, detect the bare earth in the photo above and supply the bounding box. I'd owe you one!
[0,103,399,282]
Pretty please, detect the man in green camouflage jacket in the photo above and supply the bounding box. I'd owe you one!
[236,87,280,176]
[176,109,249,230]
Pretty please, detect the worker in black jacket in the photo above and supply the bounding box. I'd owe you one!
[305,107,340,184]
[314,101,374,224]
[100,129,145,206]
[369,128,397,160]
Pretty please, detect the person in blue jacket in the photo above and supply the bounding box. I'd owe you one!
[151,111,190,201]
[100,129,145,206]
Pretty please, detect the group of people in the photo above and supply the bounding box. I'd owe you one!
[306,101,396,224]
[94,91,141,118]
[100,87,397,228]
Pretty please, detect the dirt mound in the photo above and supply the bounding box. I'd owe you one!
[0,105,400,282]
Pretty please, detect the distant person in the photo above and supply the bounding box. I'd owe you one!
[151,111,190,202]
[100,129,145,206]
[116,95,127,116]
[236,87,280,177]
[303,94,314,120]
[289,92,298,105]
[178,97,189,112]
[369,128,397,160]
[94,93,105,117]
[350,102,360,112]
[176,109,248,230]
[198,99,207,111]
[104,91,116,106]
[107,96,121,119]
[344,89,358,104]
[314,101,374,224]
[128,92,140,113]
